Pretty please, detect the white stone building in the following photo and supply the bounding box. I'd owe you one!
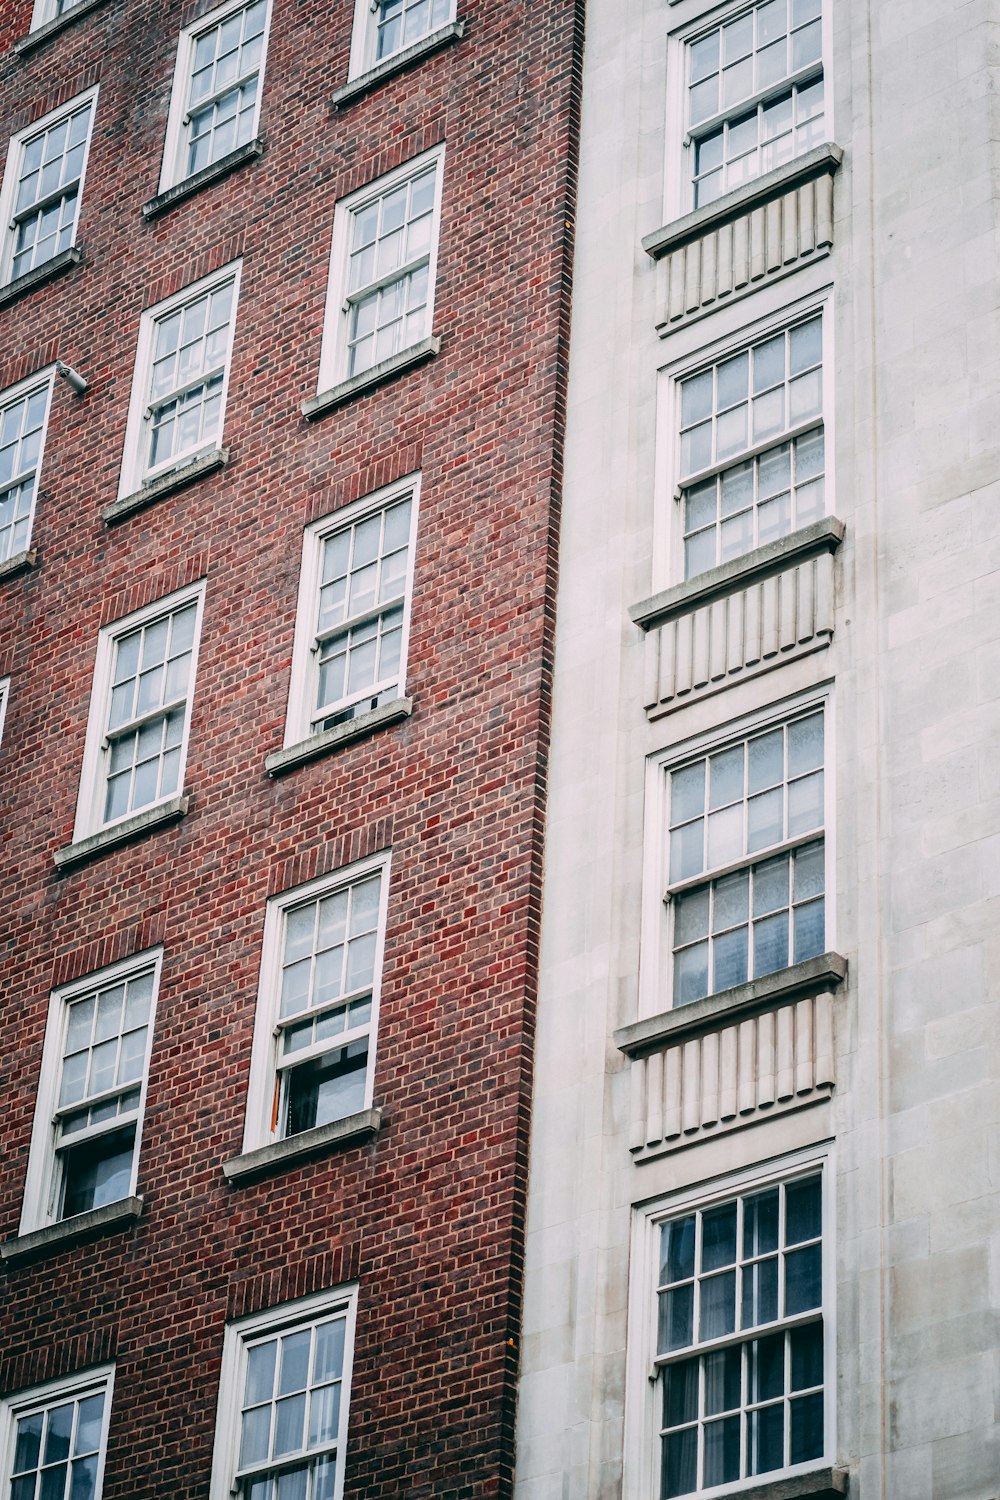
[516,2,1000,1498]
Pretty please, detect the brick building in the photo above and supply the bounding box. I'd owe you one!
[0,0,582,1496]
[516,2,1000,1499]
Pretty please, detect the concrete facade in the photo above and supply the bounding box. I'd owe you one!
[517,2,1000,1499]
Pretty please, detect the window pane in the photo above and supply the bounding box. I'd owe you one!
[658,1283,694,1353]
[661,1426,697,1499]
[703,1414,741,1488]
[661,1216,696,1284]
[785,1243,822,1314]
[702,1204,737,1270]
[663,1357,698,1428]
[699,1271,736,1339]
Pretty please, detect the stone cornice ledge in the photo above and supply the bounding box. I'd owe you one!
[104,448,228,524]
[0,247,81,308]
[142,140,264,219]
[265,698,413,776]
[13,0,111,53]
[302,337,440,420]
[0,548,38,582]
[615,953,847,1057]
[1,1196,144,1265]
[223,1110,382,1184]
[702,1469,848,1500]
[642,143,844,261]
[54,796,189,872]
[332,20,466,107]
[630,517,845,632]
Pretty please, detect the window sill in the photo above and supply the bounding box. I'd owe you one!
[302,336,440,421]
[13,0,112,54]
[54,795,189,872]
[0,246,81,309]
[266,697,413,777]
[332,20,466,108]
[104,448,228,524]
[642,143,844,261]
[142,139,265,220]
[0,548,37,582]
[630,517,845,633]
[223,1109,383,1184]
[699,1470,848,1500]
[1,1196,144,1266]
[615,952,847,1057]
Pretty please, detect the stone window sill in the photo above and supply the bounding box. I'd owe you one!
[302,337,440,421]
[104,448,228,524]
[615,953,847,1057]
[630,517,845,632]
[332,20,466,108]
[0,247,81,309]
[54,795,189,872]
[223,1109,382,1184]
[642,143,844,261]
[13,0,111,54]
[1,1196,144,1266]
[704,1470,848,1500]
[0,548,37,582]
[142,139,265,220]
[265,697,413,777]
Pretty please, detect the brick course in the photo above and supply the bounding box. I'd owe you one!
[0,0,584,1493]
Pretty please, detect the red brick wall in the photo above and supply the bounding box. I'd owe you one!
[0,0,584,1491]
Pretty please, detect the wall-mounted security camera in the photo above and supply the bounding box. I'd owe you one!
[55,360,89,396]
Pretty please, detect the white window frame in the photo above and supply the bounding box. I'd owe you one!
[0,1366,115,1500]
[0,88,98,288]
[652,284,833,593]
[0,367,55,566]
[284,474,420,748]
[208,1286,358,1500]
[72,580,207,843]
[242,852,391,1155]
[317,145,445,392]
[157,0,273,195]
[640,687,834,1018]
[0,678,9,747]
[663,0,832,224]
[117,262,242,499]
[28,0,89,31]
[347,0,457,78]
[18,950,163,1235]
[625,1148,835,1500]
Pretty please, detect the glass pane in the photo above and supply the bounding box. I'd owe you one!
[786,1175,822,1243]
[662,1425,697,1499]
[741,1254,779,1328]
[749,1331,785,1403]
[747,788,783,852]
[748,729,783,793]
[716,403,748,461]
[759,444,791,499]
[712,927,748,990]
[747,1401,785,1475]
[658,1283,694,1353]
[13,1413,43,1474]
[706,804,742,869]
[681,371,713,429]
[753,911,789,977]
[680,420,712,478]
[278,1331,311,1396]
[670,818,705,884]
[675,943,709,1005]
[239,1404,271,1468]
[74,1395,103,1457]
[703,1414,741,1489]
[790,1390,824,1463]
[663,1357,698,1428]
[689,31,720,84]
[311,1457,338,1500]
[793,898,825,962]
[787,712,823,775]
[790,1322,824,1390]
[709,747,743,810]
[661,1216,696,1284]
[702,1204,737,1269]
[39,1464,68,1500]
[43,1404,74,1464]
[671,764,706,825]
[785,1243,822,1314]
[717,353,748,410]
[674,888,710,947]
[272,1392,307,1456]
[245,1341,277,1406]
[275,1467,308,1500]
[703,1346,741,1416]
[699,1271,736,1340]
[788,771,822,836]
[713,869,749,931]
[793,842,824,901]
[307,1381,341,1446]
[744,1188,779,1257]
[753,335,785,394]
[61,1127,135,1217]
[69,1454,98,1500]
[720,462,753,517]
[753,855,789,916]
[313,1319,346,1383]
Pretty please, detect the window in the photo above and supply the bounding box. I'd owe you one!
[72,582,206,841]
[0,1368,114,1500]
[0,678,9,746]
[350,0,455,73]
[286,477,419,745]
[667,706,825,1004]
[0,371,53,566]
[159,0,271,193]
[210,1288,357,1500]
[643,1163,828,1498]
[118,265,240,496]
[0,90,97,286]
[19,953,161,1233]
[678,313,824,579]
[319,148,444,386]
[685,0,824,208]
[244,857,389,1153]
